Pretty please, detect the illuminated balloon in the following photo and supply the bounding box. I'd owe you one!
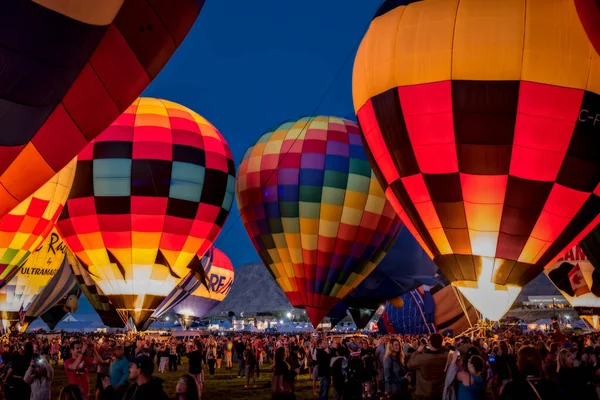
[545,244,600,329]
[353,0,600,320]
[29,233,80,331]
[150,248,214,321]
[0,1,203,218]
[0,228,67,331]
[236,116,402,327]
[379,283,477,335]
[56,98,235,329]
[170,248,234,323]
[68,250,123,328]
[0,158,75,287]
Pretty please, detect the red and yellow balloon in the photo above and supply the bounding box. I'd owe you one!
[56,98,235,330]
[353,0,600,320]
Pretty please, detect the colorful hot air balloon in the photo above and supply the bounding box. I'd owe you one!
[169,248,234,328]
[0,228,68,331]
[56,98,235,330]
[150,248,214,323]
[68,250,123,328]
[353,0,600,321]
[236,116,402,327]
[0,2,203,218]
[545,244,600,328]
[0,158,75,287]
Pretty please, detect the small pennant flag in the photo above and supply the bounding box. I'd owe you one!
[569,263,591,297]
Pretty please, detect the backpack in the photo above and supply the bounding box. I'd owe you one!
[344,354,365,383]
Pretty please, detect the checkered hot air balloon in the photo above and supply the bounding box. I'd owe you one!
[236,116,402,327]
[353,0,600,321]
[169,248,234,325]
[56,98,235,330]
[0,1,204,219]
[0,228,68,332]
[0,158,75,289]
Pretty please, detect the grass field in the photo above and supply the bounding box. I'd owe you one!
[51,359,316,399]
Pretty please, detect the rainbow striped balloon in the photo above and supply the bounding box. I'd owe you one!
[236,116,402,327]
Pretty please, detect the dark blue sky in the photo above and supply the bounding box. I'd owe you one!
[143,0,383,268]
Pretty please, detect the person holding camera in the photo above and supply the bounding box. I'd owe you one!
[64,340,103,399]
[24,354,53,400]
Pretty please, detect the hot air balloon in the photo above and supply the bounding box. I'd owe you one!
[68,250,123,328]
[0,1,203,218]
[0,158,75,287]
[236,116,402,327]
[328,227,439,329]
[353,0,600,321]
[378,282,477,335]
[148,247,214,327]
[56,98,235,330]
[168,248,234,329]
[545,244,600,328]
[27,231,80,330]
[0,228,68,331]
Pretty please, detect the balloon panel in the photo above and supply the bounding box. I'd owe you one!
[575,0,600,56]
[152,248,214,320]
[343,227,438,310]
[0,1,202,217]
[67,250,124,328]
[237,116,402,325]
[172,248,234,319]
[56,98,235,329]
[545,244,600,316]
[0,159,75,285]
[0,228,67,318]
[353,0,600,308]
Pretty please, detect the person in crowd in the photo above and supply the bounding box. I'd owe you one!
[406,333,449,400]
[224,339,233,370]
[169,339,178,372]
[59,384,86,400]
[236,338,246,378]
[500,345,559,400]
[329,347,346,400]
[244,341,258,388]
[187,339,205,391]
[316,338,331,400]
[64,340,102,400]
[455,354,485,400]
[175,374,202,400]
[384,338,407,400]
[375,336,389,395]
[24,354,53,400]
[101,354,169,400]
[108,345,129,398]
[271,346,298,399]
[95,341,113,400]
[206,340,217,377]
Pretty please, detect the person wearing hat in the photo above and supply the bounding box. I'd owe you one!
[101,355,169,400]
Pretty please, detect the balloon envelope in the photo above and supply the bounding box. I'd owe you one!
[0,158,75,287]
[342,227,440,311]
[0,1,203,218]
[56,98,235,330]
[171,248,234,321]
[353,0,600,321]
[151,247,214,321]
[236,116,402,327]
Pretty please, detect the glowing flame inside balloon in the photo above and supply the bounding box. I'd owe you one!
[452,258,521,321]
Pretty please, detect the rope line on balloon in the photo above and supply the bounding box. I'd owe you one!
[214,0,386,249]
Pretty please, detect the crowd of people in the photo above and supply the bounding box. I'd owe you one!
[0,324,597,399]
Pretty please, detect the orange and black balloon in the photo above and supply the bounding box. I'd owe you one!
[353,0,600,320]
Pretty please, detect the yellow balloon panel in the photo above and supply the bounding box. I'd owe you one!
[0,229,66,313]
[0,158,75,284]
